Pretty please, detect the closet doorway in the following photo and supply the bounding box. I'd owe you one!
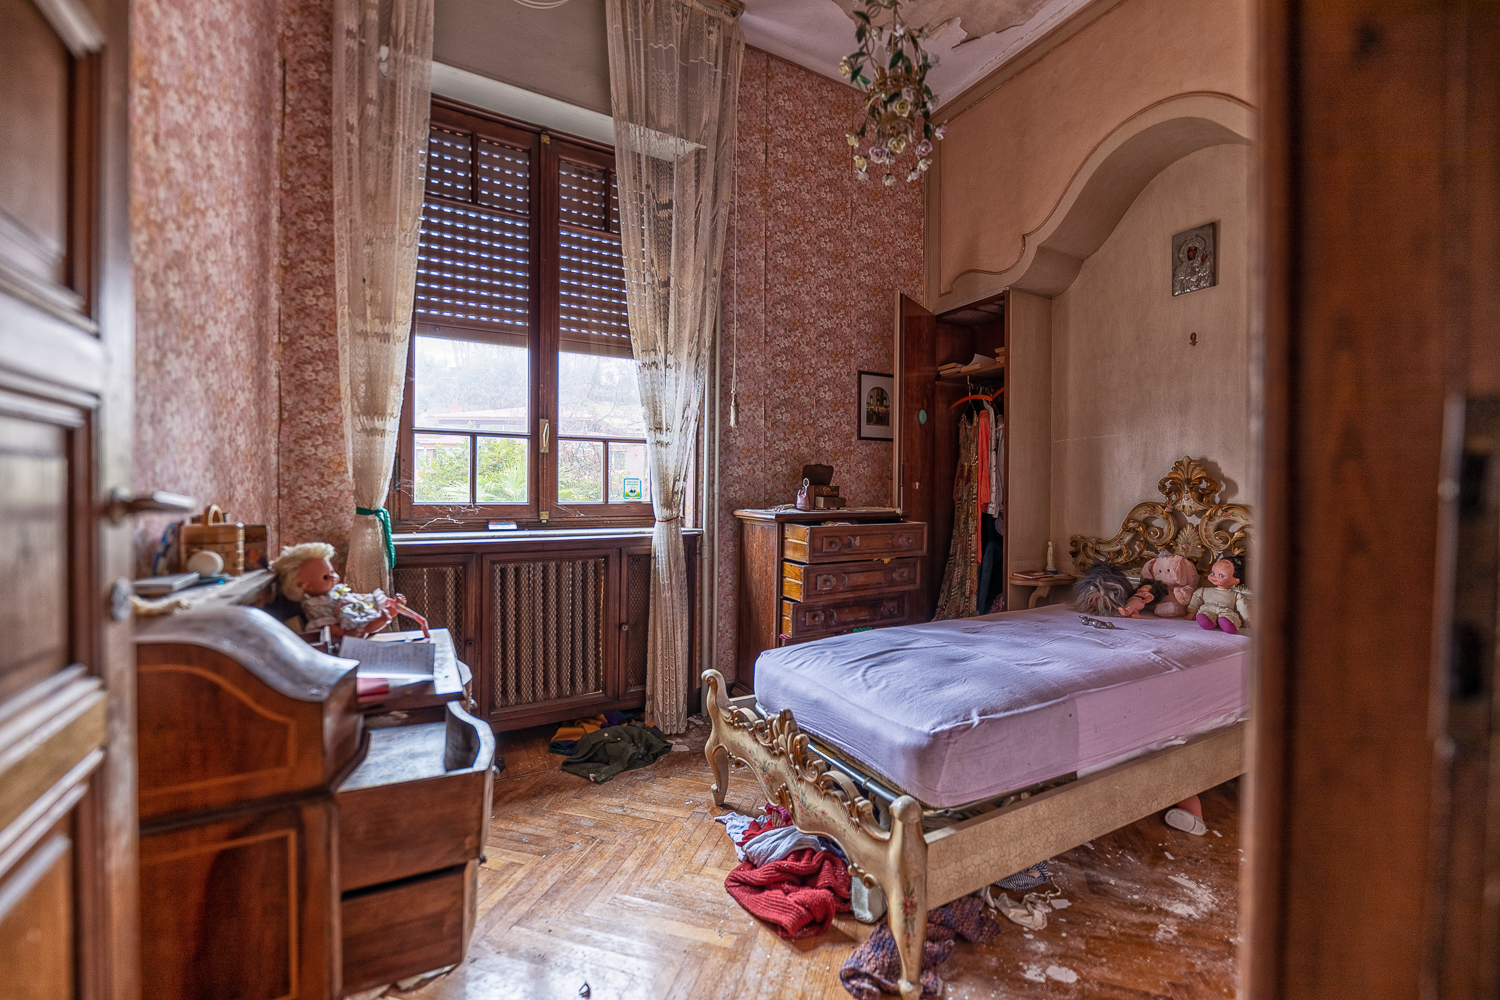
[895,289,1046,621]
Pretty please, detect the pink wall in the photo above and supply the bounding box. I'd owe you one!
[713,49,924,682]
[131,0,284,570]
[131,0,351,574]
[278,0,354,557]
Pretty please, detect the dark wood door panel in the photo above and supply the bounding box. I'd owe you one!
[0,823,74,1000]
[0,409,72,703]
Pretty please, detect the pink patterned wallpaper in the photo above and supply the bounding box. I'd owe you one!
[713,49,924,681]
[277,0,355,558]
[131,0,352,575]
[130,0,283,572]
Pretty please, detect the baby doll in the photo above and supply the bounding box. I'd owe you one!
[1140,549,1199,618]
[271,542,427,638]
[1186,554,1251,633]
[1119,579,1168,618]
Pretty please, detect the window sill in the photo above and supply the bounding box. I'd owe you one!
[394,525,703,547]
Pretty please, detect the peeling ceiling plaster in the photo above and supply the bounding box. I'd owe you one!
[740,0,1099,108]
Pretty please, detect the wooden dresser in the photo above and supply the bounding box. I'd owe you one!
[734,509,928,690]
[135,606,495,998]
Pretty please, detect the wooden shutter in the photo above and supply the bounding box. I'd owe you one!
[414,127,532,345]
[557,162,630,359]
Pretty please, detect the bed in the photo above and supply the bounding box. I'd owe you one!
[702,457,1251,1000]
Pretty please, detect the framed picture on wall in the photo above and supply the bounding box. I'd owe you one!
[858,370,895,441]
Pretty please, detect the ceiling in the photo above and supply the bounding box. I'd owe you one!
[431,0,1099,119]
[741,0,1096,107]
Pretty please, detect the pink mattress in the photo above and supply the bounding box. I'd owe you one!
[752,603,1249,808]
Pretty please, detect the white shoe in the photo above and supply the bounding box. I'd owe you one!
[1164,807,1207,836]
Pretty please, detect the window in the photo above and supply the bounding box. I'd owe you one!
[398,101,653,527]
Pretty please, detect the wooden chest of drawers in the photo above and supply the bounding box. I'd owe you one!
[735,510,927,690]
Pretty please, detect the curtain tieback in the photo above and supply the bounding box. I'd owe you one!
[355,506,396,569]
[655,515,681,523]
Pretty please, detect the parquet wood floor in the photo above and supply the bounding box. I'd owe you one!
[390,722,1241,1000]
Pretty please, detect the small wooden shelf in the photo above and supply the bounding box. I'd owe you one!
[936,364,1005,385]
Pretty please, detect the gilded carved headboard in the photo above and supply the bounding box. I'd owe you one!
[1068,457,1252,576]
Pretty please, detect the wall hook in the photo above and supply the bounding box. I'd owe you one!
[1189,332,1198,346]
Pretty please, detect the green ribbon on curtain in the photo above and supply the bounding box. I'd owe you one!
[355,506,396,570]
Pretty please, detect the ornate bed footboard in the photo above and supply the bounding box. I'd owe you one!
[703,666,1247,1000]
[702,668,931,1000]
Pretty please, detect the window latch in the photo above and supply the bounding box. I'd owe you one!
[540,418,550,454]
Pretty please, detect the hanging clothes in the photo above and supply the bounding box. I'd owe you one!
[933,414,981,620]
[935,405,1008,620]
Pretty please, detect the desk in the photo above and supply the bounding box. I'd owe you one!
[352,627,474,721]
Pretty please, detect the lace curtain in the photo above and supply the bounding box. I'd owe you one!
[605,0,743,733]
[331,0,433,591]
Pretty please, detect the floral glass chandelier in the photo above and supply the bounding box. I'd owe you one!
[839,0,946,186]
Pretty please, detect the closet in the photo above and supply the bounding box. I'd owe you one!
[893,288,1053,619]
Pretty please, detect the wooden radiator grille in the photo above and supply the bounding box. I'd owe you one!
[624,553,651,690]
[391,564,464,637]
[489,557,606,709]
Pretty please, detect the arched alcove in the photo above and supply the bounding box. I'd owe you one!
[937,93,1256,312]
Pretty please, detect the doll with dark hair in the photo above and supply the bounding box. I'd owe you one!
[1186,553,1251,633]
[1120,578,1169,618]
[1072,560,1133,616]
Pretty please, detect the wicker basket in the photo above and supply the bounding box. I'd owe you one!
[180,505,244,576]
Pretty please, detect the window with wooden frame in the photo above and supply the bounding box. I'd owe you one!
[396,99,653,529]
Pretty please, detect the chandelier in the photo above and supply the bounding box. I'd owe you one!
[839,0,945,186]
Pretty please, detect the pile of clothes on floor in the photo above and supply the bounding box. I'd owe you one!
[716,804,853,939]
[549,712,673,784]
[716,803,1063,999]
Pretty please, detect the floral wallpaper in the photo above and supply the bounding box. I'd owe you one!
[713,49,925,682]
[277,0,355,558]
[130,0,284,573]
[131,0,352,575]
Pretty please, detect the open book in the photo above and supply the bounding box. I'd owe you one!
[339,635,436,698]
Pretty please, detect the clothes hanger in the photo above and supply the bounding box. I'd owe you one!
[950,384,1005,411]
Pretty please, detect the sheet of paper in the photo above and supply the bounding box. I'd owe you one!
[340,635,436,680]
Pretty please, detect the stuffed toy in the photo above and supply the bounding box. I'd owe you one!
[1187,554,1251,634]
[1140,549,1200,618]
[271,542,428,638]
[1072,561,1133,617]
[1120,579,1168,619]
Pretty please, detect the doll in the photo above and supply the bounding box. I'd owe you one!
[1140,549,1200,618]
[1073,561,1133,616]
[1120,579,1168,618]
[271,542,428,638]
[1186,554,1251,634]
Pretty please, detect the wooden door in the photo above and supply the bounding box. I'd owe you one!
[892,292,940,619]
[0,1,139,998]
[1250,1,1500,997]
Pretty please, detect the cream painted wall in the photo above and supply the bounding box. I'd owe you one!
[1050,142,1252,560]
[932,0,1254,301]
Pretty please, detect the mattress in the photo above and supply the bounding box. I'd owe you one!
[752,603,1250,808]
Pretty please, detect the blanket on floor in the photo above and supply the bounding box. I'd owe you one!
[839,895,1001,999]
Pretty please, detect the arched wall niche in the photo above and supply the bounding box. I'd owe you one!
[934,93,1256,314]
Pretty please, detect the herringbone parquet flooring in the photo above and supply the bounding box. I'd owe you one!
[394,722,1240,1000]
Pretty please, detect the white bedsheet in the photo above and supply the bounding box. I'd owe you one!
[752,604,1250,808]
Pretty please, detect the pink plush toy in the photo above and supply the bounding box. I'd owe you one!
[1140,549,1199,618]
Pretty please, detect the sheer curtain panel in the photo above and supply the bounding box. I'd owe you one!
[332,0,434,591]
[605,0,743,733]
